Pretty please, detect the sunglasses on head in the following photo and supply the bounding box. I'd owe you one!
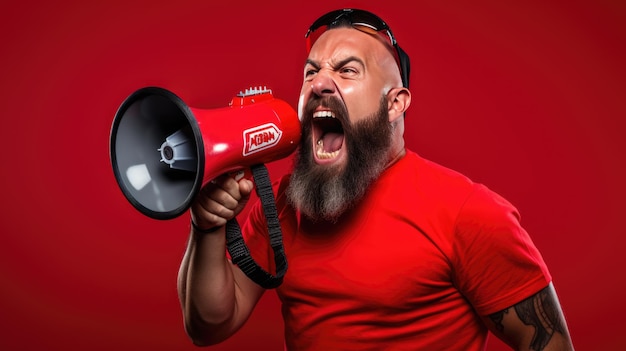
[304,8,410,88]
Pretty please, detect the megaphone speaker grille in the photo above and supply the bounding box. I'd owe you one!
[110,87,204,220]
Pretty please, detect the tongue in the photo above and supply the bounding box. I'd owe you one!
[322,132,344,152]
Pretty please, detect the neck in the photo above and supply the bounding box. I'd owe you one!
[385,146,406,171]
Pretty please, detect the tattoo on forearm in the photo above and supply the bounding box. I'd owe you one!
[489,287,566,351]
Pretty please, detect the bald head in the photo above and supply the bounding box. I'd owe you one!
[311,26,404,92]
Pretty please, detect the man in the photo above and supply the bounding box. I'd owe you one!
[177,8,575,350]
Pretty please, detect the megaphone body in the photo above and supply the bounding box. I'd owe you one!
[110,86,301,220]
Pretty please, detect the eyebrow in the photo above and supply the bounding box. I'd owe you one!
[305,56,365,71]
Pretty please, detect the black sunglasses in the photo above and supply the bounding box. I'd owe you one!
[304,8,410,88]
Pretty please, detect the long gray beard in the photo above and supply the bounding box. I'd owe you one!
[287,96,392,223]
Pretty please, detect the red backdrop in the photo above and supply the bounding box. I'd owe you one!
[1,1,624,350]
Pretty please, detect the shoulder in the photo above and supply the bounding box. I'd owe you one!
[395,151,522,233]
[455,183,523,243]
[383,150,480,215]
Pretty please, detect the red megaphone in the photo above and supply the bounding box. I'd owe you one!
[109,86,301,220]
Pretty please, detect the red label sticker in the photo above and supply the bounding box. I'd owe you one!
[243,123,283,156]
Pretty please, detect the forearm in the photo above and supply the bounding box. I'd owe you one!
[178,227,239,345]
[177,175,261,345]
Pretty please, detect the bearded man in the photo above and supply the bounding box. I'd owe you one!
[177,8,574,351]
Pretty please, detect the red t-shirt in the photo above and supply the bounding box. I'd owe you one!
[240,150,551,350]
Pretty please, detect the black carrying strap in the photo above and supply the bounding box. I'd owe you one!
[225,164,287,289]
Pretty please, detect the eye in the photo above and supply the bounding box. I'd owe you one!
[340,66,358,75]
[336,59,362,76]
[304,64,319,80]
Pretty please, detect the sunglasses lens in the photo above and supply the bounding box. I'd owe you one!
[350,12,388,32]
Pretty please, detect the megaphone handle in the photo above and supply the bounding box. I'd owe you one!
[225,164,287,289]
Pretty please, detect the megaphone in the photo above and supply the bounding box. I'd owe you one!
[109,86,301,220]
[110,86,298,289]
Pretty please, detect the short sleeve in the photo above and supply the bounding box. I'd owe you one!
[451,184,551,316]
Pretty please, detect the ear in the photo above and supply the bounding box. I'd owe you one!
[387,87,411,122]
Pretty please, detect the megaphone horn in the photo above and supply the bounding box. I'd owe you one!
[109,86,301,220]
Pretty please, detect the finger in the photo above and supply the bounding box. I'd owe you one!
[238,178,254,196]
[198,186,238,213]
[202,177,244,209]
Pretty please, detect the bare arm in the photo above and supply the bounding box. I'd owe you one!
[483,282,575,351]
[177,174,265,346]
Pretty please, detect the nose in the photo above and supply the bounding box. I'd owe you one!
[310,70,336,96]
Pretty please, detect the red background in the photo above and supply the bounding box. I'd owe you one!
[1,0,624,350]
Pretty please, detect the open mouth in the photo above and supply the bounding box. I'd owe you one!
[312,110,345,161]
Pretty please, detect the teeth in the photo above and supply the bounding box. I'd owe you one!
[313,110,339,159]
[315,139,339,159]
[313,110,335,118]
[317,148,339,159]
